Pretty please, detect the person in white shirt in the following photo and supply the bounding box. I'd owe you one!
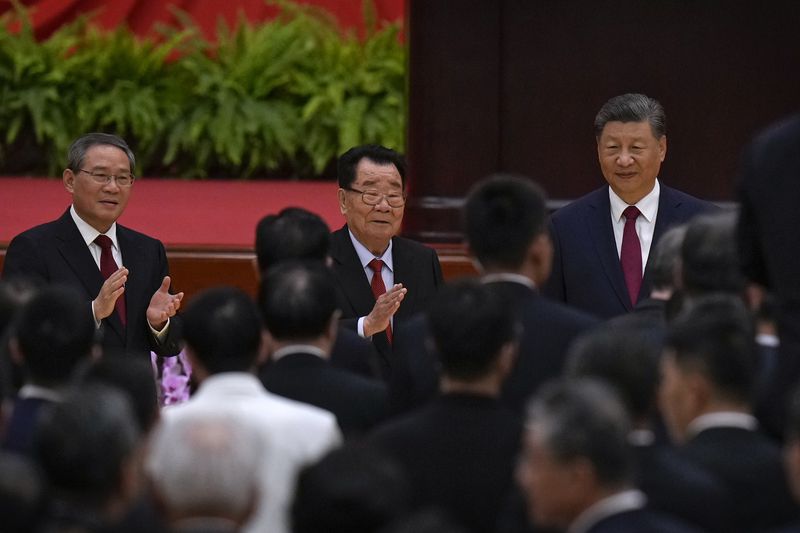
[161,287,341,533]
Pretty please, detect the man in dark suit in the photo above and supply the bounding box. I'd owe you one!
[331,144,444,379]
[543,93,714,319]
[660,295,799,532]
[517,379,700,533]
[371,280,522,533]
[254,207,382,379]
[391,175,597,414]
[738,113,800,442]
[2,133,183,359]
[259,262,388,438]
[566,317,731,532]
[2,286,95,455]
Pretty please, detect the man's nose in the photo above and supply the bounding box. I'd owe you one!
[373,196,392,211]
[616,151,635,166]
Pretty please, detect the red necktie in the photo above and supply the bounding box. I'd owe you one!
[368,258,392,343]
[620,206,642,307]
[95,235,127,326]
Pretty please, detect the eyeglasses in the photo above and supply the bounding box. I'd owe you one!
[345,187,405,207]
[77,169,136,187]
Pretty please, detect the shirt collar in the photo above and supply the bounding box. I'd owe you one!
[272,345,327,361]
[568,489,647,533]
[70,205,119,249]
[481,273,536,289]
[348,228,394,272]
[19,384,63,403]
[608,179,660,223]
[686,411,758,439]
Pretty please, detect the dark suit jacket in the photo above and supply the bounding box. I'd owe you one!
[1,396,53,455]
[585,508,702,533]
[544,184,714,319]
[678,426,799,532]
[1,209,182,358]
[329,225,444,379]
[370,393,522,533]
[390,280,598,414]
[633,441,731,532]
[260,351,388,437]
[738,114,800,439]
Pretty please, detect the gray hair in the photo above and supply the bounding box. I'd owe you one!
[146,410,262,520]
[526,379,633,486]
[67,133,136,172]
[594,93,666,139]
[649,224,688,291]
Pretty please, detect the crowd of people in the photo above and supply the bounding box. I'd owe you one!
[1,93,800,533]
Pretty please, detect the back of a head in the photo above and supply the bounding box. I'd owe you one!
[0,452,44,533]
[566,318,662,423]
[75,355,159,434]
[527,378,633,488]
[427,280,517,381]
[35,384,139,502]
[147,410,262,524]
[255,207,330,272]
[464,174,548,270]
[259,261,338,342]
[182,287,263,374]
[337,145,406,189]
[12,285,95,386]
[681,211,743,296]
[666,294,756,404]
[593,93,666,139]
[649,224,687,292]
[293,444,411,533]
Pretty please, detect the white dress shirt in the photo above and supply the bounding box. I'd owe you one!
[609,179,661,275]
[568,489,647,533]
[348,229,395,337]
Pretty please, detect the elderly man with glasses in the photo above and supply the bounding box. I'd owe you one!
[2,132,183,359]
[332,144,443,380]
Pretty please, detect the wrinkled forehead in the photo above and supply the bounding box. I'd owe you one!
[354,160,403,190]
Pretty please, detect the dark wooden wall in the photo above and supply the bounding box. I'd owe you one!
[403,0,800,241]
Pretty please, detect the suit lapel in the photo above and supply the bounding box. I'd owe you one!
[118,226,146,344]
[330,226,379,317]
[586,189,632,312]
[390,237,418,319]
[641,185,680,300]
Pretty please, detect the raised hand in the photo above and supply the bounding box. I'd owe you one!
[363,283,407,337]
[93,267,128,320]
[147,276,185,330]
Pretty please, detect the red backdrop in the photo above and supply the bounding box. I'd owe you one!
[3,0,404,39]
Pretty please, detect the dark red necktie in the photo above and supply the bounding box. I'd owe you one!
[620,206,643,307]
[95,235,127,326]
[368,258,392,343]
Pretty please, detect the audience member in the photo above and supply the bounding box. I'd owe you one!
[566,318,730,532]
[259,261,388,437]
[371,280,522,533]
[0,451,44,532]
[660,295,798,531]
[332,144,443,378]
[254,206,381,378]
[391,174,597,413]
[147,410,262,532]
[632,224,687,323]
[292,444,411,533]
[738,114,800,444]
[161,286,341,533]
[35,384,142,532]
[517,379,700,532]
[544,93,714,318]
[2,285,96,455]
[2,132,183,358]
[0,278,39,425]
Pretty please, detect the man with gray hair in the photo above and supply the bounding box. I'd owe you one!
[147,410,262,532]
[516,379,700,532]
[544,93,714,319]
[2,132,183,359]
